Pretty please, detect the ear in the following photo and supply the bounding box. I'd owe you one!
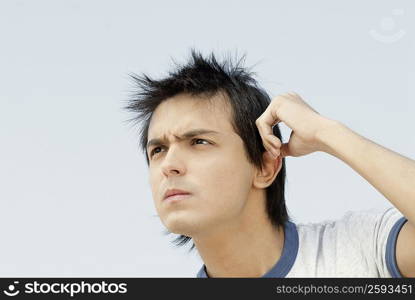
[253,151,283,189]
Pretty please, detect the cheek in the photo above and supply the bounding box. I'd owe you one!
[148,170,156,192]
[148,169,162,205]
[199,158,254,213]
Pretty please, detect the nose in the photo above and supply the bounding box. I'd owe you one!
[160,145,186,177]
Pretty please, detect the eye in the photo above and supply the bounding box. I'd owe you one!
[149,146,164,158]
[191,138,210,145]
[149,139,210,158]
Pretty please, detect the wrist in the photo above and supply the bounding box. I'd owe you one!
[315,118,345,155]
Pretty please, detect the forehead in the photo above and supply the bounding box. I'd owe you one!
[148,92,235,138]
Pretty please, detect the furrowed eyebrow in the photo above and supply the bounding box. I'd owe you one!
[146,129,220,150]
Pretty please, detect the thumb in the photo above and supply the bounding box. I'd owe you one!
[280,143,290,158]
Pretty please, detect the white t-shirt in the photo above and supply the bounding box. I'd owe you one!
[197,206,408,277]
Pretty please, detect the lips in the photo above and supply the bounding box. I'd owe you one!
[163,188,191,200]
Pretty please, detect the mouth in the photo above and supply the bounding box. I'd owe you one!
[164,193,192,203]
[163,188,192,202]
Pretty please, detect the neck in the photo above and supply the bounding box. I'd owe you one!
[192,191,285,278]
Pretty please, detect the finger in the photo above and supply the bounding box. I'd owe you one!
[265,150,277,160]
[268,134,282,150]
[256,105,281,144]
[265,135,281,159]
[267,146,280,159]
[262,131,281,158]
[261,138,278,158]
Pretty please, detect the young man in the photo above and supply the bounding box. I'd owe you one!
[124,49,415,278]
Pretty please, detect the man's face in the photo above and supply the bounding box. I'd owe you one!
[147,92,257,237]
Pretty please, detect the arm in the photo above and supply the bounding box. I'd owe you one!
[316,121,415,278]
[317,121,415,224]
[256,92,415,278]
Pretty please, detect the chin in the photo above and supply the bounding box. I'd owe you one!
[162,213,199,236]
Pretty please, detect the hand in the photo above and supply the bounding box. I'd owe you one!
[255,92,335,158]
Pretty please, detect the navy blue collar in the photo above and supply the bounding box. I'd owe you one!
[196,220,299,278]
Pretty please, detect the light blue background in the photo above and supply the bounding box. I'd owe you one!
[0,0,413,277]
